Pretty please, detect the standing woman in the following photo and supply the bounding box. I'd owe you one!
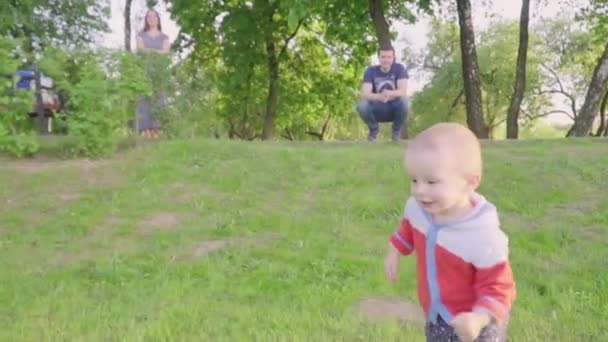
[135,8,171,139]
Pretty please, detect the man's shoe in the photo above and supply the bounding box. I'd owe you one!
[368,128,379,142]
[391,132,400,142]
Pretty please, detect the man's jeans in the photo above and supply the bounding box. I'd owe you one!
[356,98,408,141]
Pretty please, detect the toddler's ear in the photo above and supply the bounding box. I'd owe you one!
[467,174,481,189]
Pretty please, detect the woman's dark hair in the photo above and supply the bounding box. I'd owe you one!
[143,9,162,32]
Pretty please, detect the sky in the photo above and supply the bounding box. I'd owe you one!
[102,0,578,123]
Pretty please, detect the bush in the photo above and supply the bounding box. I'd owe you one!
[0,38,41,157]
[38,49,151,157]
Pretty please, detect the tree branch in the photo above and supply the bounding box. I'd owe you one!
[278,17,307,59]
[306,131,323,139]
[303,23,354,60]
[540,63,578,117]
[541,63,566,93]
[306,115,332,141]
[522,108,574,121]
[282,128,296,141]
[533,88,577,118]
[490,117,507,128]
[422,59,442,72]
[447,90,464,119]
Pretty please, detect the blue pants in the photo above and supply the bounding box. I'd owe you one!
[425,316,508,342]
[356,98,408,139]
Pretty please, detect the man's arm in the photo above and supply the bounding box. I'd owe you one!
[384,78,408,100]
[360,82,380,101]
[386,64,409,100]
[395,78,408,98]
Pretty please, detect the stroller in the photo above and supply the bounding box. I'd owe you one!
[14,68,66,134]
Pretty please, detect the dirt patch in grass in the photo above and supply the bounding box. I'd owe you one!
[1,157,108,175]
[502,189,603,232]
[82,216,122,242]
[1,156,127,189]
[52,237,135,266]
[171,233,280,261]
[190,240,229,258]
[501,213,535,231]
[51,216,132,266]
[300,191,318,209]
[552,143,608,158]
[175,193,194,204]
[578,225,605,241]
[138,212,181,234]
[357,297,424,325]
[168,182,228,205]
[59,192,81,202]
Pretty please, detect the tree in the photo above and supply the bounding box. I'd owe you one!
[566,42,608,136]
[276,33,362,141]
[533,18,601,125]
[506,0,530,139]
[1,0,109,54]
[594,89,608,136]
[167,0,426,140]
[566,0,608,136]
[125,0,133,51]
[369,0,392,48]
[409,19,545,138]
[455,0,488,138]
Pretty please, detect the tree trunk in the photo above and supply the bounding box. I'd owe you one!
[567,41,608,137]
[124,0,133,51]
[506,0,530,139]
[368,0,392,48]
[456,0,488,138]
[262,32,279,140]
[594,89,608,136]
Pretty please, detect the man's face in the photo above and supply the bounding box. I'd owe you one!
[378,50,395,70]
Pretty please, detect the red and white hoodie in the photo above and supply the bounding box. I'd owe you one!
[389,193,516,324]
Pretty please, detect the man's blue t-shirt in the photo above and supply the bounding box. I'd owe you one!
[363,63,409,94]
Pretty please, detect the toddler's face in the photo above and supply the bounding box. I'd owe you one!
[405,149,474,220]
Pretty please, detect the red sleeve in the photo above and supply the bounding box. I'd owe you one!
[473,261,516,322]
[389,218,415,255]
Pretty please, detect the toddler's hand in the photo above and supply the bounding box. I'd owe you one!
[451,311,491,342]
[384,246,400,282]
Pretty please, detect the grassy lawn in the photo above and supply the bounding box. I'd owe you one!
[1,138,607,341]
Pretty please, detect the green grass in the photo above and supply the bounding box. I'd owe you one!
[1,138,607,341]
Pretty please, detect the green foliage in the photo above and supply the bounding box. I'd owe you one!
[578,0,608,43]
[36,49,152,157]
[410,19,546,137]
[1,0,109,53]
[477,21,545,133]
[535,17,603,116]
[276,33,364,140]
[115,52,154,124]
[161,58,222,139]
[66,52,152,157]
[0,38,40,157]
[167,0,428,140]
[64,54,122,156]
